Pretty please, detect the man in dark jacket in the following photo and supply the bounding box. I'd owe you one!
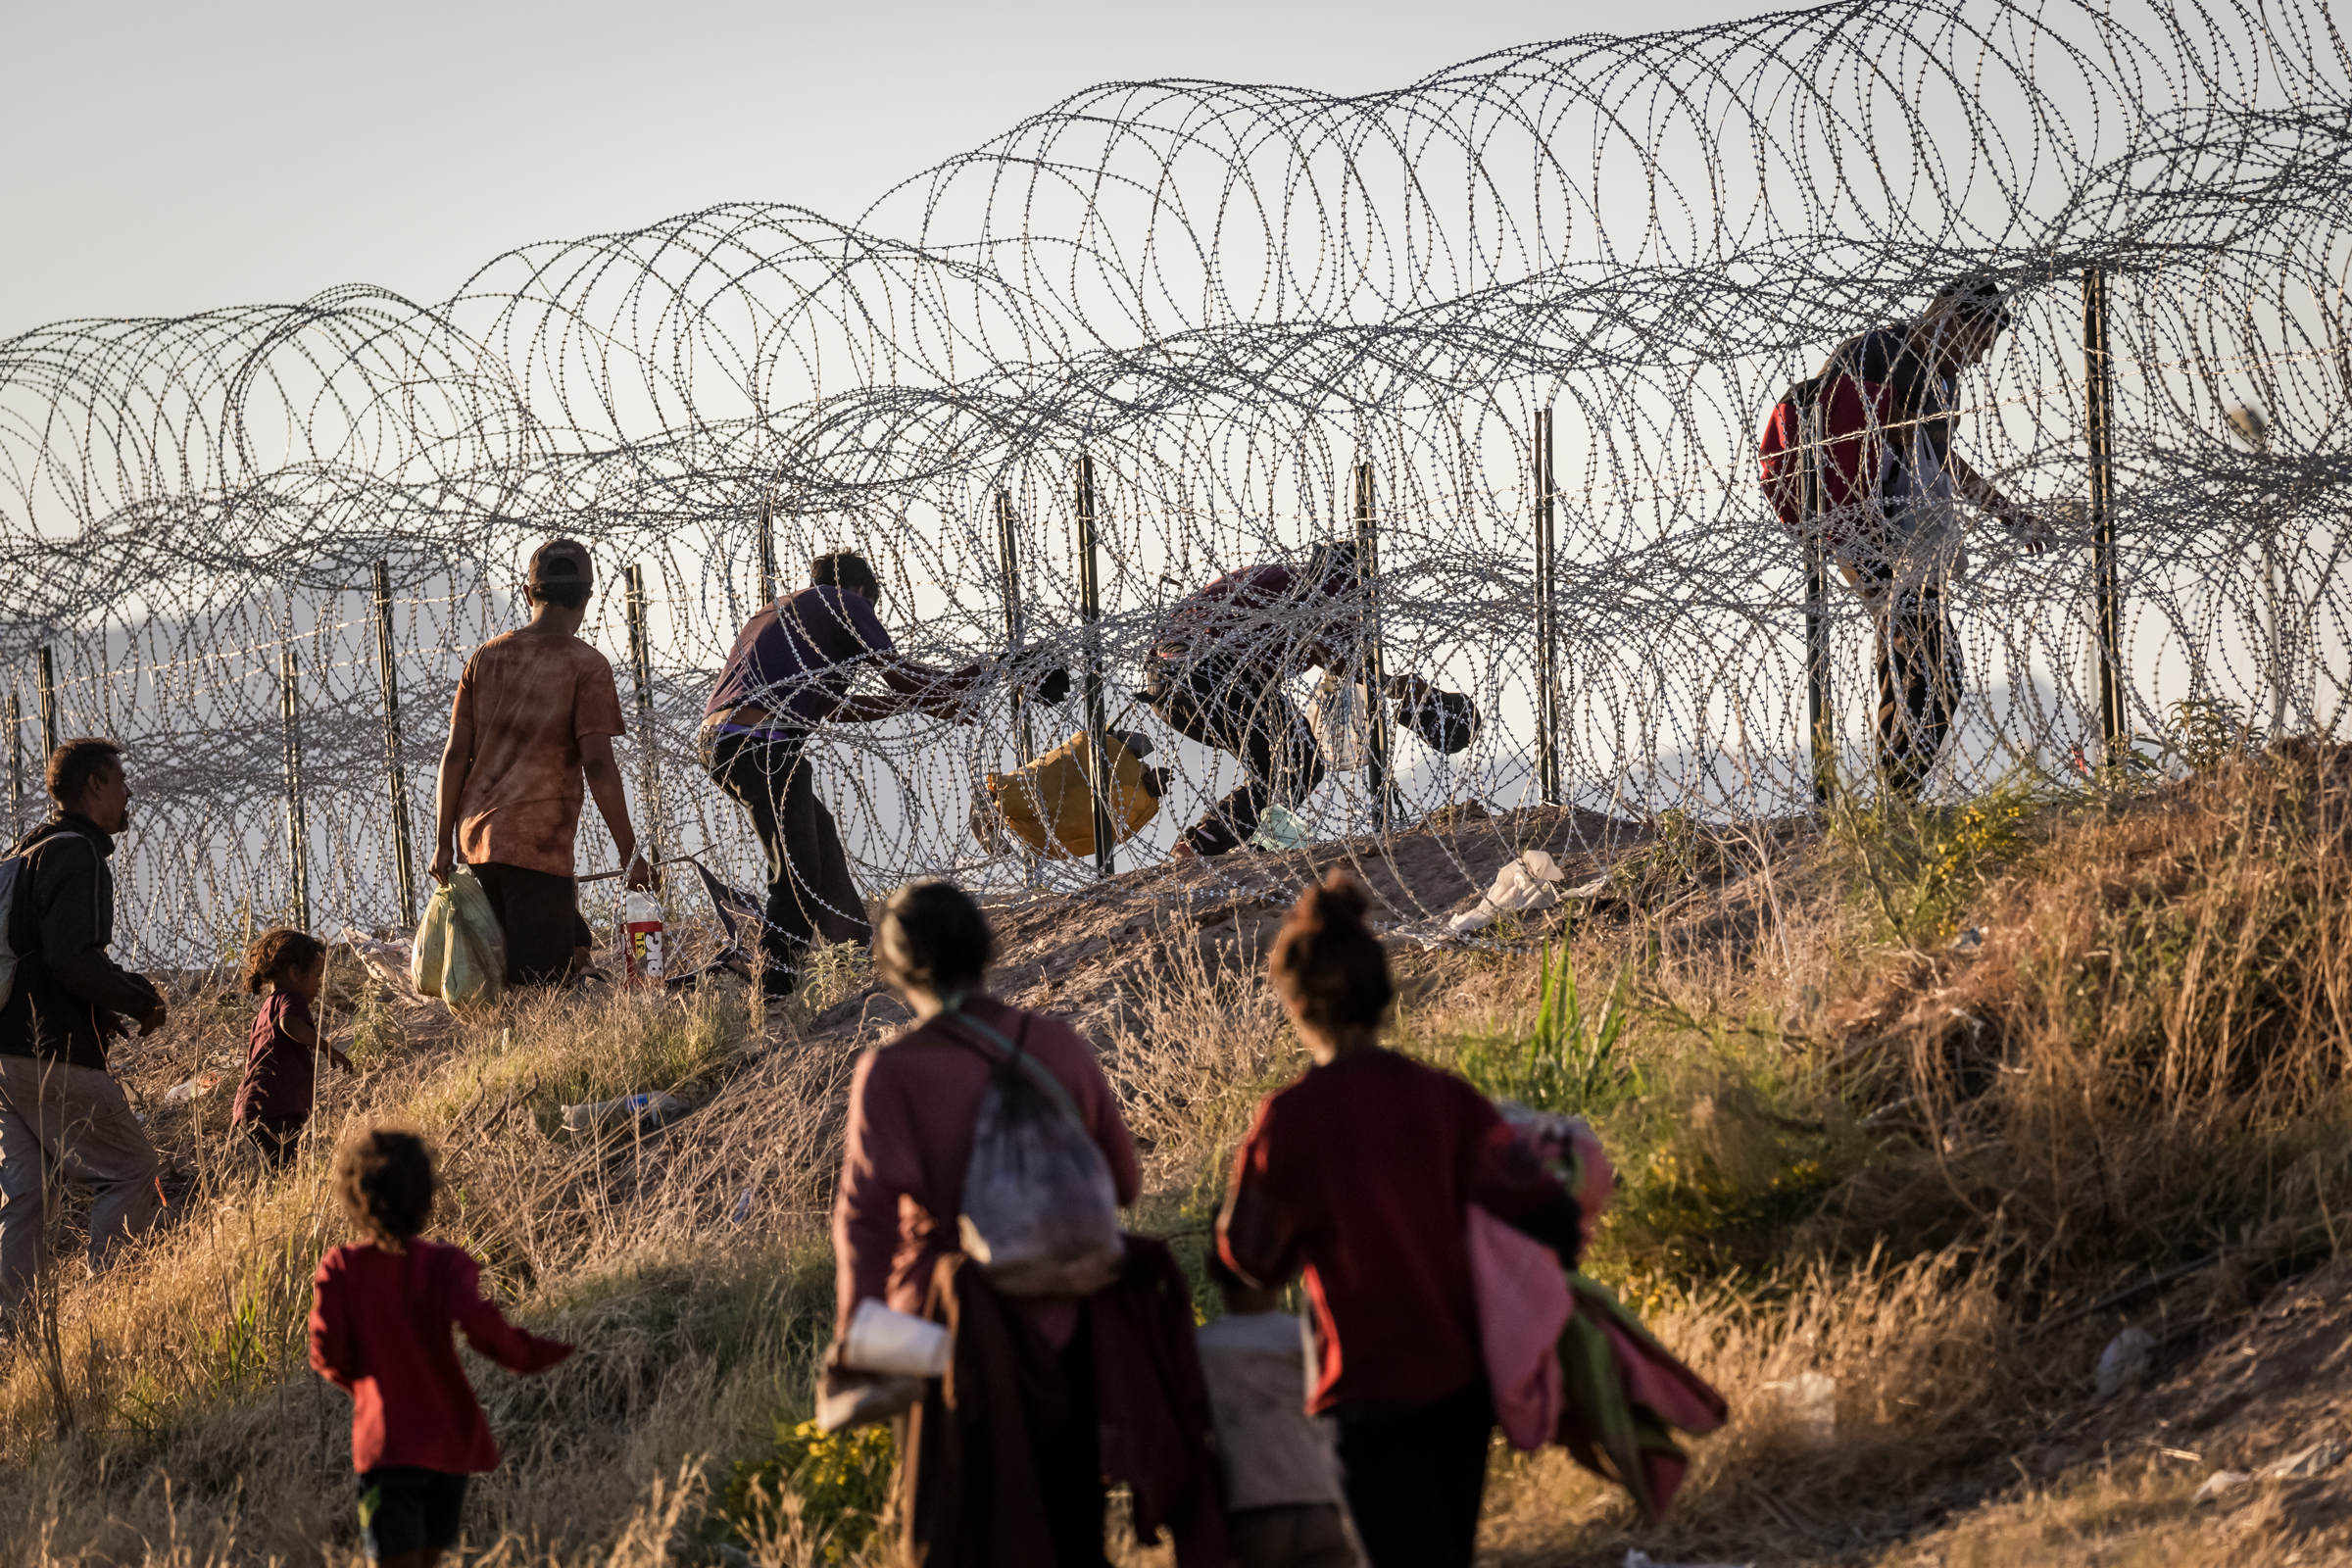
[0,738,169,1322]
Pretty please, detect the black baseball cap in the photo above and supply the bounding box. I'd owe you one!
[528,538,594,588]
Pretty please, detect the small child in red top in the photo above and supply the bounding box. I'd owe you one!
[232,929,351,1167]
[309,1129,573,1568]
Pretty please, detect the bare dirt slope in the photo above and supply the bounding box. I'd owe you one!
[802,803,1639,1047]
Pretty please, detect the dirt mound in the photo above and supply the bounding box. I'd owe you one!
[797,803,1635,1049]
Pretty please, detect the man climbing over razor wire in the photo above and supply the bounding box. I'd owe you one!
[1808,278,2053,797]
[1143,541,1443,858]
[701,551,1002,997]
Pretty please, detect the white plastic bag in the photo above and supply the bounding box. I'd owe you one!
[1305,668,1372,774]
[950,1011,1124,1297]
[1449,851,1569,934]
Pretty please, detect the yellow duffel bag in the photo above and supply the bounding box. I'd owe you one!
[981,729,1160,858]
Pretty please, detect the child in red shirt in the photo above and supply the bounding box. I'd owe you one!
[231,929,350,1167]
[309,1129,572,1567]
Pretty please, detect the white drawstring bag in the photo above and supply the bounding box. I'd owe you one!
[947,1008,1124,1297]
[1305,668,1372,774]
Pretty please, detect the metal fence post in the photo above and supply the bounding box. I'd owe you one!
[1800,396,1834,804]
[624,563,662,862]
[37,646,57,756]
[372,561,418,928]
[6,689,21,830]
[1075,456,1117,876]
[281,644,312,931]
[996,491,1036,768]
[2084,268,2126,755]
[1534,410,1561,806]
[758,492,779,607]
[1353,462,1392,831]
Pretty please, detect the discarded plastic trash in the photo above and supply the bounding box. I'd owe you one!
[841,1298,952,1377]
[163,1073,220,1103]
[1449,851,1567,934]
[2193,1469,2252,1504]
[2265,1438,2345,1480]
[1247,803,1313,853]
[1759,1370,1836,1443]
[1624,1552,1756,1568]
[2095,1326,2156,1397]
[729,1187,755,1224]
[621,889,665,989]
[559,1092,689,1137]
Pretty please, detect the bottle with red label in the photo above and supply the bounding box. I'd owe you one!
[622,889,665,988]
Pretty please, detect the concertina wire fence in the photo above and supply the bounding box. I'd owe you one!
[2,0,2348,968]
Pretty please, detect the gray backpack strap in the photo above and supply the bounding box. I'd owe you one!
[935,1008,1088,1130]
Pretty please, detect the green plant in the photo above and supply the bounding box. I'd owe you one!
[2162,695,2260,771]
[1456,943,1638,1115]
[1831,771,2046,947]
[344,971,400,1070]
[720,1418,894,1561]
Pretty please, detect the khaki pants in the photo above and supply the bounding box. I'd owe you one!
[1229,1502,1358,1568]
[0,1056,162,1319]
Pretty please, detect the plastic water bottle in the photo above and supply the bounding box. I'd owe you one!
[622,889,665,988]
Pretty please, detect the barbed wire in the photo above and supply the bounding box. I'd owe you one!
[1,0,2347,964]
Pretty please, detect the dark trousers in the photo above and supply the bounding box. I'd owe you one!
[1332,1379,1494,1568]
[469,861,593,987]
[239,1114,306,1168]
[1143,657,1323,855]
[1851,561,1963,799]
[1035,1317,1108,1568]
[701,729,871,989]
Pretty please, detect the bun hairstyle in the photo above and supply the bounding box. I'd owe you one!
[334,1128,436,1250]
[876,880,995,997]
[244,928,328,996]
[1269,869,1394,1033]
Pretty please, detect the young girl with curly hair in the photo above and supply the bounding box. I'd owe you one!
[308,1128,573,1568]
[231,929,351,1166]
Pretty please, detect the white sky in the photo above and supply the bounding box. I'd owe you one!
[1,0,1772,336]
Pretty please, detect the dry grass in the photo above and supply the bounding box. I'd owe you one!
[8,744,2352,1564]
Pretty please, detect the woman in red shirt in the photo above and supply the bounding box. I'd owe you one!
[309,1129,572,1568]
[832,880,1142,1566]
[1217,870,1582,1568]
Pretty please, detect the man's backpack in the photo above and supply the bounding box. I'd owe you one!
[1758,374,1826,537]
[0,854,23,1012]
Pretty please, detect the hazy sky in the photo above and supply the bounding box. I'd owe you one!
[2,0,1775,336]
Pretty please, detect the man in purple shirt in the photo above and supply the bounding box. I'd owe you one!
[701,552,979,994]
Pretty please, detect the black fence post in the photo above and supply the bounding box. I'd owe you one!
[6,689,21,831]
[37,646,57,757]
[281,644,312,931]
[758,492,779,607]
[1800,397,1834,804]
[373,561,418,928]
[996,491,1036,768]
[625,563,662,863]
[1534,410,1561,807]
[2084,267,2126,755]
[1353,462,1392,832]
[1075,456,1116,877]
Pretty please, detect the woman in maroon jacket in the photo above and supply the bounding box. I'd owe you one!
[1217,870,1582,1568]
[832,880,1143,1566]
